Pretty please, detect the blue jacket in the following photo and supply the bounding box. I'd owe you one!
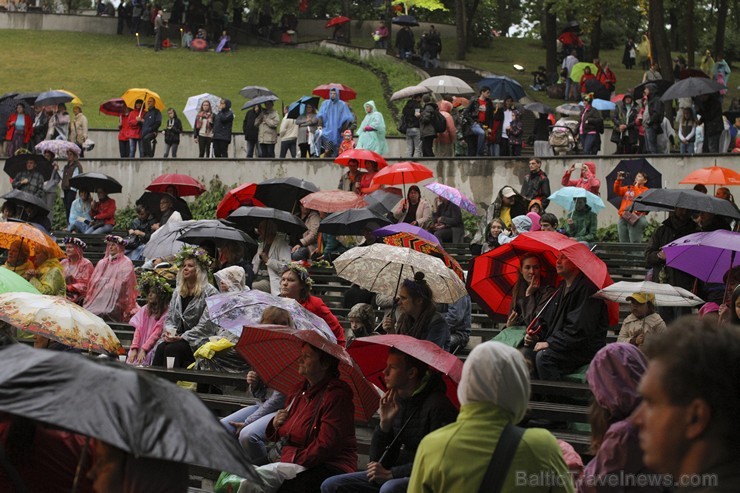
[141,108,162,137]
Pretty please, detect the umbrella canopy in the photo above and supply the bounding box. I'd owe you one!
[419,75,474,96]
[334,148,388,170]
[4,154,53,181]
[605,158,662,209]
[312,83,357,101]
[69,172,122,194]
[300,190,367,213]
[236,326,380,422]
[633,189,740,219]
[524,102,555,115]
[582,98,616,111]
[583,78,611,101]
[660,77,725,101]
[227,206,307,238]
[555,103,582,116]
[239,85,277,99]
[99,97,127,116]
[373,222,440,245]
[1,190,51,215]
[679,68,710,79]
[318,207,392,236]
[177,220,257,248]
[0,293,120,353]
[478,76,526,101]
[364,188,403,215]
[325,15,350,28]
[216,183,264,219]
[662,230,740,284]
[60,90,82,105]
[121,88,165,111]
[0,344,257,479]
[34,139,81,157]
[348,334,463,408]
[569,62,598,82]
[286,95,321,119]
[424,182,477,215]
[632,79,672,100]
[0,268,40,294]
[679,166,740,186]
[146,173,206,197]
[381,232,464,280]
[391,15,419,27]
[34,90,74,107]
[452,96,470,108]
[142,220,191,259]
[254,177,319,212]
[610,94,625,103]
[371,161,433,189]
[0,220,64,258]
[334,243,467,303]
[241,94,279,111]
[183,93,223,128]
[390,85,432,102]
[548,186,606,213]
[594,281,704,307]
[206,290,334,341]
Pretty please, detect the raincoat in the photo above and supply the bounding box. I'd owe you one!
[61,254,94,304]
[561,162,601,195]
[83,254,139,322]
[29,258,66,297]
[616,313,666,347]
[129,305,168,365]
[568,205,598,242]
[251,233,291,296]
[317,91,354,149]
[163,283,219,339]
[356,100,389,156]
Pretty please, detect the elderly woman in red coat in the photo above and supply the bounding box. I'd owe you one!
[5,103,33,156]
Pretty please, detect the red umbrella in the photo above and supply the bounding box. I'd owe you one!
[300,190,367,213]
[312,83,357,101]
[610,94,624,103]
[370,162,434,194]
[325,16,350,28]
[146,174,206,197]
[334,148,388,170]
[381,232,464,280]
[99,98,127,116]
[348,334,463,408]
[216,183,264,219]
[235,326,381,422]
[679,166,740,186]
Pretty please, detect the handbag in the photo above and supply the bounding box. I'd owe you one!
[621,210,641,225]
[477,423,525,493]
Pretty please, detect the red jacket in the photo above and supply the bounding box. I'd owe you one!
[597,68,617,91]
[126,110,144,140]
[5,113,33,143]
[579,73,596,94]
[561,162,601,195]
[301,295,346,347]
[266,376,357,474]
[92,197,116,225]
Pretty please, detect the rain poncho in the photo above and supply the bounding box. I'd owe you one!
[61,248,94,304]
[83,254,139,323]
[356,100,389,156]
[316,91,354,149]
[29,258,66,297]
[498,214,533,245]
[129,305,168,366]
[214,266,247,292]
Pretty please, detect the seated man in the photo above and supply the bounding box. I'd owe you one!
[440,294,471,354]
[567,197,597,243]
[321,348,457,493]
[522,253,608,381]
[83,236,139,323]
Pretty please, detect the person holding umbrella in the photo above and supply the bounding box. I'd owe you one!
[296,104,319,158]
[1,239,33,276]
[395,25,415,61]
[251,219,291,295]
[127,99,144,158]
[391,185,432,229]
[25,244,65,297]
[83,235,139,323]
[505,253,557,330]
[5,103,32,156]
[11,156,45,198]
[614,170,649,243]
[61,237,93,305]
[243,104,262,158]
[140,97,162,158]
[194,99,214,158]
[69,105,88,158]
[256,100,280,158]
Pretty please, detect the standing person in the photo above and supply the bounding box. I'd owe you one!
[356,100,388,156]
[83,236,139,323]
[425,25,441,68]
[242,105,261,158]
[434,100,456,157]
[401,94,422,157]
[153,6,166,51]
[278,107,298,158]
[562,162,601,195]
[32,106,50,149]
[117,106,131,157]
[596,61,617,94]
[699,49,715,75]
[140,97,161,158]
[162,108,182,158]
[639,83,664,154]
[622,37,636,69]
[127,99,144,158]
[521,158,551,210]
[562,50,579,101]
[611,91,640,154]
[642,62,662,82]
[194,100,214,158]
[614,170,649,243]
[41,151,61,223]
[46,103,70,141]
[296,104,318,158]
[69,105,88,158]
[500,97,515,156]
[395,25,414,60]
[419,95,439,157]
[212,99,234,158]
[506,109,523,156]
[317,88,354,158]
[579,94,603,155]
[694,93,723,153]
[5,103,32,156]
[255,100,280,158]
[579,67,597,98]
[372,20,388,49]
[463,87,494,156]
[677,108,697,155]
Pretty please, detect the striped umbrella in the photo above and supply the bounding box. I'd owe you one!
[381,232,464,280]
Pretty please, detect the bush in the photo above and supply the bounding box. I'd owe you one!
[190,177,230,220]
[595,222,618,242]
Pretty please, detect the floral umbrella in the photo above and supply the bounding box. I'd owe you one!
[0,293,121,354]
[35,140,81,157]
[424,182,478,215]
[0,221,65,259]
[381,232,464,280]
[300,190,367,213]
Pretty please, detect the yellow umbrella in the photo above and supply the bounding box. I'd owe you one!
[59,89,83,105]
[121,88,165,112]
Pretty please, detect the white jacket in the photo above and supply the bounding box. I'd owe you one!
[251,233,291,295]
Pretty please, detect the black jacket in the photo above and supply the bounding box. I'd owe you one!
[463,97,494,128]
[419,102,439,138]
[370,372,457,478]
[242,108,260,141]
[611,101,640,145]
[644,95,664,131]
[580,105,603,134]
[645,214,698,290]
[213,100,234,142]
[141,108,162,138]
[520,170,551,209]
[164,116,183,145]
[402,99,422,129]
[395,27,414,51]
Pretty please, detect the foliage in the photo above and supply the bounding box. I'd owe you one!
[190,177,231,220]
[641,217,661,243]
[595,222,618,242]
[51,194,68,231]
[115,205,139,231]
[463,210,481,238]
[392,0,448,13]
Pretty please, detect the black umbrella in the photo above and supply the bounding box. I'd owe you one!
[228,206,307,237]
[239,86,277,99]
[318,207,392,236]
[69,172,122,194]
[1,189,50,214]
[241,94,279,111]
[392,15,419,27]
[632,79,672,100]
[15,92,42,105]
[254,177,319,212]
[0,92,18,103]
[605,158,663,209]
[524,102,555,115]
[660,77,725,101]
[136,192,193,221]
[584,78,611,101]
[3,154,53,181]
[34,90,74,107]
[0,344,258,479]
[178,219,257,247]
[632,189,740,219]
[286,96,321,119]
[364,188,403,215]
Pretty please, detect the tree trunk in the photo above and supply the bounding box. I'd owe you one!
[590,15,602,60]
[686,0,695,67]
[497,0,509,35]
[341,0,351,44]
[465,0,480,48]
[544,0,558,74]
[668,8,679,51]
[714,0,728,56]
[385,0,395,57]
[457,0,467,59]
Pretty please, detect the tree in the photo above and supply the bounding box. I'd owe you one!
[456,0,467,59]
[714,0,729,56]
[648,0,674,82]
[392,0,447,12]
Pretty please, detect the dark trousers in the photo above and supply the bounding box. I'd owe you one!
[118,139,129,158]
[280,139,297,158]
[213,139,229,157]
[141,133,156,157]
[260,143,275,158]
[278,465,344,493]
[63,189,76,222]
[421,136,435,157]
[198,136,212,157]
[245,139,259,158]
[152,339,195,368]
[298,142,310,158]
[521,346,585,381]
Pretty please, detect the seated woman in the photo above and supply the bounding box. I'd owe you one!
[392,185,432,228]
[127,272,172,366]
[507,253,557,328]
[357,160,380,195]
[26,245,65,297]
[479,218,504,254]
[252,219,291,295]
[151,193,183,233]
[382,272,450,350]
[80,188,116,235]
[2,239,33,277]
[83,236,139,323]
[430,196,463,243]
[152,246,218,369]
[67,188,93,233]
[291,204,320,262]
[616,292,666,349]
[125,204,156,261]
[61,237,94,305]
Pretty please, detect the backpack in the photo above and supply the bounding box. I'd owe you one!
[432,110,447,133]
[397,117,408,135]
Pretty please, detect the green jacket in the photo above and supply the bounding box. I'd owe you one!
[568,207,597,242]
[409,401,574,493]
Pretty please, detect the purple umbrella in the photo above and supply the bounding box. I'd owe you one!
[373,223,440,245]
[424,182,478,215]
[663,230,740,284]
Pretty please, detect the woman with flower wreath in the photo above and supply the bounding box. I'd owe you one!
[127,272,173,366]
[152,246,218,368]
[60,237,93,304]
[83,236,139,323]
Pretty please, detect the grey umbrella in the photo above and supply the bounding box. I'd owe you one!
[178,220,257,247]
[34,90,74,107]
[239,85,277,99]
[419,75,475,96]
[390,85,432,101]
[241,94,279,110]
[1,189,50,214]
[660,77,725,101]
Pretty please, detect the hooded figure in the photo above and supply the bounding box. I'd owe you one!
[498,214,532,245]
[355,100,388,156]
[561,161,601,195]
[212,99,234,158]
[409,342,573,492]
[83,238,139,323]
[317,88,355,155]
[214,265,246,293]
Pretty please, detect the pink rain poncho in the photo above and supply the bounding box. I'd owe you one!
[61,246,94,305]
[128,305,168,365]
[83,254,139,322]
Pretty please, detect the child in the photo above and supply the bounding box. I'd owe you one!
[337,129,355,154]
[127,272,172,366]
[678,107,696,155]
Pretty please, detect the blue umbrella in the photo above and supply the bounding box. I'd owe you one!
[548,186,606,213]
[478,76,526,101]
[580,98,616,111]
[286,95,320,119]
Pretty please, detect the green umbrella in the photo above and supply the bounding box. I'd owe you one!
[0,268,40,295]
[570,62,599,82]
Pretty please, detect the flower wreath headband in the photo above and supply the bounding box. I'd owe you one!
[138,271,174,295]
[105,235,128,247]
[174,245,213,270]
[284,262,314,290]
[63,237,87,250]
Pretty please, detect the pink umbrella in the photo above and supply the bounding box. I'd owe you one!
[299,190,367,213]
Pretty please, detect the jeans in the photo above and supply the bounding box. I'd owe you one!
[118,139,129,158]
[280,139,297,158]
[487,142,500,157]
[470,123,485,156]
[617,215,648,243]
[245,139,259,158]
[398,48,411,60]
[581,133,600,155]
[220,405,276,465]
[259,143,275,158]
[321,471,410,493]
[79,222,113,234]
[128,138,140,158]
[564,77,573,101]
[679,142,694,154]
[163,143,178,158]
[405,127,421,157]
[212,139,229,158]
[141,133,156,157]
[125,244,146,261]
[644,126,659,154]
[422,52,438,69]
[291,246,310,261]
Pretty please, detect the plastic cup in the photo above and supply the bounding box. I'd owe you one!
[119,355,127,362]
[166,357,175,369]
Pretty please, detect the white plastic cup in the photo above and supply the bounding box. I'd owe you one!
[166,357,175,369]
[119,355,127,362]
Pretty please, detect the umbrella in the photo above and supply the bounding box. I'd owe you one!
[142,220,191,259]
[569,62,598,83]
[364,188,403,215]
[373,223,440,245]
[35,139,81,157]
[325,16,350,28]
[183,93,222,128]
[560,20,580,33]
[0,268,40,294]
[334,148,388,170]
[235,326,380,422]
[679,68,710,80]
[121,88,165,112]
[254,177,319,212]
[381,232,464,280]
[390,85,432,102]
[632,79,672,100]
[555,103,582,116]
[478,76,526,101]
[348,334,463,408]
[177,220,257,248]
[583,78,611,101]
[60,90,83,105]
[69,172,122,194]
[605,158,662,209]
[312,83,357,101]
[3,154,53,181]
[239,86,277,99]
[99,98,127,116]
[391,15,419,27]
[548,186,606,213]
[593,281,704,307]
[610,94,625,103]
[34,90,73,107]
[0,220,65,256]
[206,290,334,341]
[241,94,279,111]
[632,189,740,220]
[334,243,467,304]
[371,161,434,194]
[216,183,264,219]
[679,166,740,186]
[524,102,554,115]
[300,190,367,213]
[662,230,740,284]
[0,293,120,354]
[318,207,392,236]
[1,190,51,215]
[0,344,257,479]
[660,77,725,101]
[424,182,478,215]
[582,98,616,111]
[452,96,470,108]
[419,75,474,96]
[146,173,206,197]
[286,96,321,119]
[227,206,307,238]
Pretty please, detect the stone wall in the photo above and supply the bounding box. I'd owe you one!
[0,11,116,34]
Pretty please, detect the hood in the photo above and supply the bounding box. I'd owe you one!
[222,98,232,111]
[583,161,596,176]
[526,212,541,231]
[364,100,377,113]
[512,215,532,233]
[586,343,647,420]
[438,100,452,112]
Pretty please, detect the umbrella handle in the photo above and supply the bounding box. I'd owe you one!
[71,436,90,493]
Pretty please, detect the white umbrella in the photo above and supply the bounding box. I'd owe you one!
[390,85,432,101]
[593,281,704,307]
[183,93,223,129]
[419,75,474,96]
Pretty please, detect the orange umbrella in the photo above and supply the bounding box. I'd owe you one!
[0,222,65,259]
[679,166,740,186]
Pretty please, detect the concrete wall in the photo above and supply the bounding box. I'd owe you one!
[0,11,116,33]
[296,19,456,42]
